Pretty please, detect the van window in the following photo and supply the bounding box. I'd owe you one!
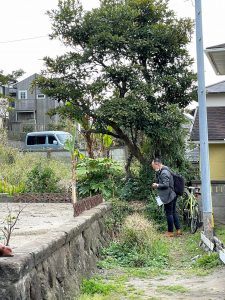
[56,133,71,144]
[48,135,57,144]
[36,136,46,144]
[27,135,46,145]
[27,136,36,145]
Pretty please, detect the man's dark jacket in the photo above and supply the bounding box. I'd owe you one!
[156,166,176,204]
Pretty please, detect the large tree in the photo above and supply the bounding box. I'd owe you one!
[36,0,196,165]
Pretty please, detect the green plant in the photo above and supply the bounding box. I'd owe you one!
[193,253,221,269]
[64,123,85,205]
[24,163,62,193]
[0,180,25,195]
[157,284,190,294]
[101,214,169,268]
[104,198,132,235]
[77,158,124,199]
[80,279,117,296]
[145,193,167,231]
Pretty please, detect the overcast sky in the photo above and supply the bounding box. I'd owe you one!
[0,0,225,85]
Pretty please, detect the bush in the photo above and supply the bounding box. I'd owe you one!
[24,163,62,193]
[144,192,167,231]
[77,158,124,199]
[119,164,154,201]
[0,143,70,190]
[104,198,132,235]
[102,214,169,268]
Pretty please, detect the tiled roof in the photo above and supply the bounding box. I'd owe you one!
[191,107,225,141]
[206,81,225,93]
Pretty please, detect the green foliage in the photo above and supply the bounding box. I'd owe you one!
[102,214,169,268]
[77,158,124,199]
[157,285,190,294]
[24,163,62,193]
[145,193,167,231]
[36,0,196,167]
[214,225,225,245]
[0,144,70,190]
[104,198,132,234]
[193,253,221,269]
[120,164,154,201]
[0,180,25,195]
[80,279,117,296]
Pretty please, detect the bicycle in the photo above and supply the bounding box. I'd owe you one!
[182,186,202,234]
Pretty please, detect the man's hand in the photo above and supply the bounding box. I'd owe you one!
[152,183,158,189]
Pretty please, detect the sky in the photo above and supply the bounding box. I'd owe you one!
[0,0,225,86]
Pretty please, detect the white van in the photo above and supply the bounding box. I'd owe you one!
[24,131,71,151]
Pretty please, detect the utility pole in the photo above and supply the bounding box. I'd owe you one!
[195,0,214,239]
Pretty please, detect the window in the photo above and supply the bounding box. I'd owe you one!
[27,135,46,145]
[18,90,27,99]
[48,135,57,144]
[36,136,46,144]
[17,112,34,121]
[27,136,36,145]
[37,94,45,99]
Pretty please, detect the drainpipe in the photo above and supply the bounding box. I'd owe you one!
[195,0,214,239]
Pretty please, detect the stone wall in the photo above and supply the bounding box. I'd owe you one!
[0,203,111,300]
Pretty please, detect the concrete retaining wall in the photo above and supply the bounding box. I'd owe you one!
[0,203,111,300]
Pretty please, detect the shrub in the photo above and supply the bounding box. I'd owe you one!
[102,214,169,268]
[0,144,70,183]
[77,158,124,199]
[24,163,62,193]
[104,198,132,235]
[119,165,154,201]
[144,192,167,231]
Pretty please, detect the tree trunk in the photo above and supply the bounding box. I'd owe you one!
[85,132,95,158]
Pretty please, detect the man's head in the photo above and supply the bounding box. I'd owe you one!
[151,158,162,172]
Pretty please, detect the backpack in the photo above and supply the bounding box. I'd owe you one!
[172,173,185,196]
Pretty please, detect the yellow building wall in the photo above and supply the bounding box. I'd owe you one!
[209,144,225,180]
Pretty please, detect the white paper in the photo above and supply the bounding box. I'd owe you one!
[156,196,163,206]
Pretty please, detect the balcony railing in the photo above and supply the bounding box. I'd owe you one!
[15,99,35,111]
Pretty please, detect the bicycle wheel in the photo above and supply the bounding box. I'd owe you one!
[190,204,199,234]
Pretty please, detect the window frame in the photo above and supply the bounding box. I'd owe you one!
[18,90,27,100]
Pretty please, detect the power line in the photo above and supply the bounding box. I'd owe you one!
[0,35,49,44]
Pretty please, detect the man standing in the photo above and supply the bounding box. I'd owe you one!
[151,158,182,237]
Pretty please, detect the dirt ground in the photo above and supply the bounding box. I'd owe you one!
[105,232,225,300]
[126,268,225,300]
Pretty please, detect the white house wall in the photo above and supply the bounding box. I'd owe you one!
[206,93,225,107]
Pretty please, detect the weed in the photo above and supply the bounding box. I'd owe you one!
[101,214,169,268]
[214,225,225,244]
[193,253,221,269]
[157,284,190,294]
[80,278,117,295]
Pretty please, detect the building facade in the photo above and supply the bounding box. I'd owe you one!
[8,74,59,138]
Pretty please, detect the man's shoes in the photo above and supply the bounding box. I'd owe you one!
[164,231,174,237]
[176,229,182,236]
